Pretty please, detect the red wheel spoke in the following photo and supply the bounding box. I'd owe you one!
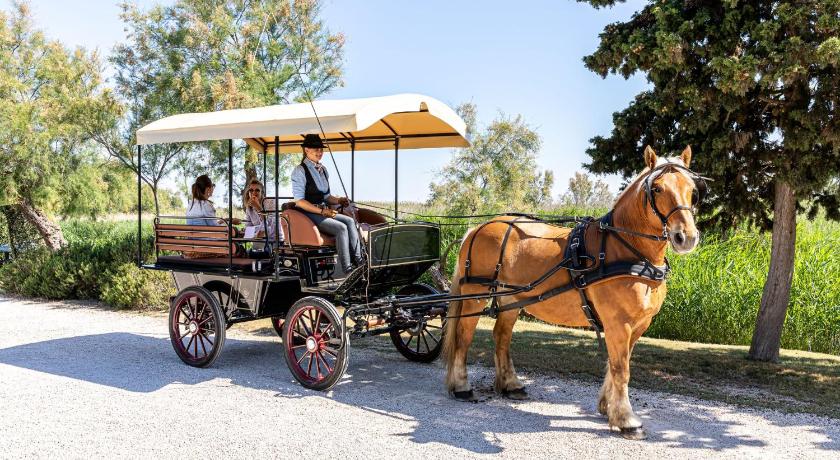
[313,309,322,334]
[291,344,308,349]
[296,350,309,365]
[415,332,421,353]
[185,334,196,355]
[307,353,315,377]
[316,351,333,373]
[297,316,313,337]
[197,333,208,357]
[322,347,339,358]
[193,332,199,357]
[405,335,414,350]
[292,329,307,340]
[425,324,443,330]
[199,331,214,347]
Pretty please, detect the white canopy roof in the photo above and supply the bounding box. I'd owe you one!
[136,93,469,153]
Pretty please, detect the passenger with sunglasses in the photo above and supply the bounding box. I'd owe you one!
[243,179,283,245]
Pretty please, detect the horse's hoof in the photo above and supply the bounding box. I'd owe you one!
[451,390,478,402]
[501,387,529,400]
[620,427,647,440]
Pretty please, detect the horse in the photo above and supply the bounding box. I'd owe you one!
[443,145,704,440]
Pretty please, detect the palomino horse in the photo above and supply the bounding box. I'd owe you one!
[443,146,702,439]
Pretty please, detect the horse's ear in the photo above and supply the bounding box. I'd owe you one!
[681,145,692,167]
[644,145,658,169]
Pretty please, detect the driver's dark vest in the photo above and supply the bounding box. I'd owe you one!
[302,163,330,205]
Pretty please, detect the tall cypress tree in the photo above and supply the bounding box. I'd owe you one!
[579,0,840,361]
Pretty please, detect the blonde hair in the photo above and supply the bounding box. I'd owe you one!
[243,179,265,210]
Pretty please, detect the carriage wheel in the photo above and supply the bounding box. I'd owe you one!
[389,284,446,363]
[271,316,284,339]
[169,286,226,368]
[282,297,349,391]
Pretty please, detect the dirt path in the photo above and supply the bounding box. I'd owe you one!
[0,296,837,458]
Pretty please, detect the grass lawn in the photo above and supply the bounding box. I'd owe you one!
[242,316,840,419]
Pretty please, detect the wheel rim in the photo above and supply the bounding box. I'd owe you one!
[172,292,217,364]
[396,313,444,357]
[286,305,341,385]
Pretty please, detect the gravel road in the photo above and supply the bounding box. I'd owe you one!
[0,295,837,459]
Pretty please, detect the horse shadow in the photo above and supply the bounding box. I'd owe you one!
[0,332,836,454]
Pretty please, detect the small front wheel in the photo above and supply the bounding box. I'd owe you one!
[169,286,226,368]
[389,284,446,363]
[282,297,348,391]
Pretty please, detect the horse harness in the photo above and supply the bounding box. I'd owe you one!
[454,162,709,352]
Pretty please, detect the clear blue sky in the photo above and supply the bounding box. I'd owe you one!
[25,0,649,203]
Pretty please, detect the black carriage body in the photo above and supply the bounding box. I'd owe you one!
[146,222,441,321]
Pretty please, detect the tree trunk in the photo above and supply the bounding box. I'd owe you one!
[17,199,66,251]
[152,185,160,217]
[428,262,451,292]
[748,180,797,362]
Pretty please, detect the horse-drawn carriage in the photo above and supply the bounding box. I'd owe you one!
[137,92,709,439]
[136,94,468,390]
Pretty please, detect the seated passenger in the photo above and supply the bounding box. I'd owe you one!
[290,134,363,273]
[186,175,243,227]
[243,178,284,246]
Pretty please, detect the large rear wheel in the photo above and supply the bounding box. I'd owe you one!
[389,283,446,363]
[169,286,226,368]
[282,296,348,391]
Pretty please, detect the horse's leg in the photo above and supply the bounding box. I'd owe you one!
[597,362,612,415]
[599,316,651,416]
[445,298,483,401]
[604,322,646,439]
[492,308,527,399]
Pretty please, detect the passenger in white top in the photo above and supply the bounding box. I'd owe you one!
[186,175,241,227]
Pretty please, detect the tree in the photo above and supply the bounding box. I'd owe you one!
[580,0,840,361]
[428,103,554,214]
[560,172,615,209]
[0,2,116,250]
[90,0,345,214]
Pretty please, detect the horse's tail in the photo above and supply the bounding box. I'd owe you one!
[443,226,474,390]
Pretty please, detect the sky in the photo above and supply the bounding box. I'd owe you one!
[23,0,650,203]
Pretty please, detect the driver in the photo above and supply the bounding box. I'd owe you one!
[290,134,363,273]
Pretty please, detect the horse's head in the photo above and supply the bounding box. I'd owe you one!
[638,145,706,254]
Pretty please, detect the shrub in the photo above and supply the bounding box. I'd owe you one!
[101,263,173,310]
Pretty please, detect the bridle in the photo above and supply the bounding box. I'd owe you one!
[603,161,710,242]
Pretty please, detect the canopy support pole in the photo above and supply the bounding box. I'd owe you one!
[228,139,233,273]
[351,140,356,201]
[262,145,267,185]
[137,145,142,267]
[394,137,400,220]
[274,137,280,251]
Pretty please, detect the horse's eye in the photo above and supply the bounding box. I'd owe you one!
[652,186,662,193]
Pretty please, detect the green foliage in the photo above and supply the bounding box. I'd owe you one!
[580,0,840,230]
[0,2,116,212]
[649,218,840,355]
[428,103,554,215]
[101,263,173,310]
[558,172,615,208]
[89,0,347,212]
[0,220,167,309]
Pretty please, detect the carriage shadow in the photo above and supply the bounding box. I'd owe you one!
[0,332,836,454]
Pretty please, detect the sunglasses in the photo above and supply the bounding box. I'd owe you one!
[248,188,261,193]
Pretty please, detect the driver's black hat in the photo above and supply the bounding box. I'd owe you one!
[301,134,325,149]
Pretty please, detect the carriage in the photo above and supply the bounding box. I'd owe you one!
[136,94,469,390]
